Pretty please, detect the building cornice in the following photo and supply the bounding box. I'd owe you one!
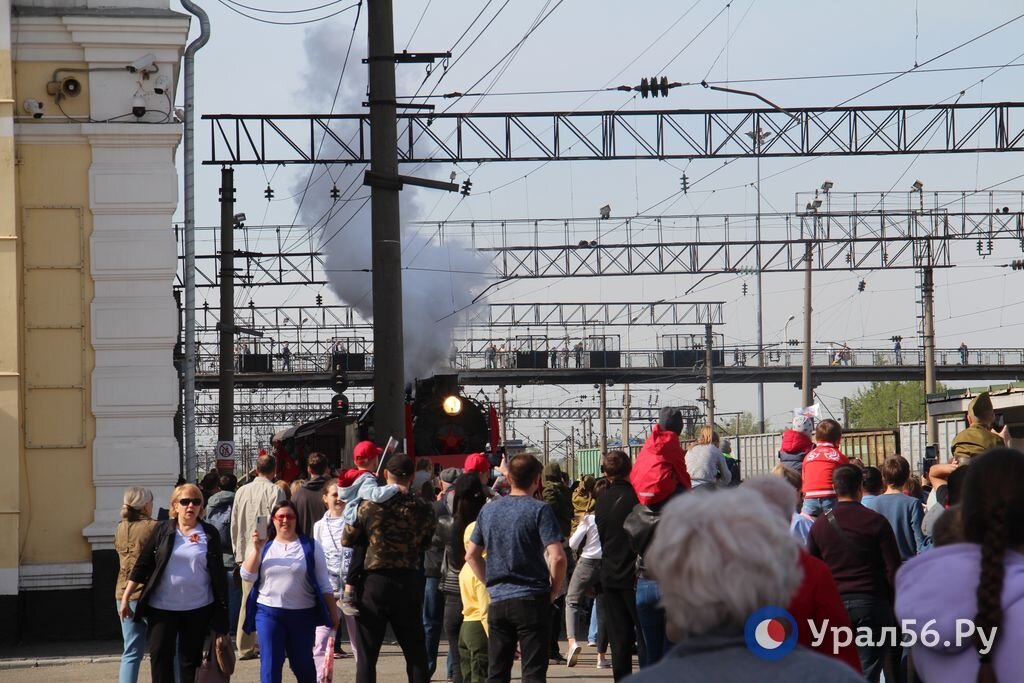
[12,14,189,63]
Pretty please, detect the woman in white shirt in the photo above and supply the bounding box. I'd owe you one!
[241,499,339,683]
[312,481,358,678]
[565,478,610,669]
[119,483,229,683]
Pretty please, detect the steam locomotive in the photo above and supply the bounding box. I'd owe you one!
[272,374,500,477]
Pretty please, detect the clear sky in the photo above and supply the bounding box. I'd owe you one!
[179,1,1024,453]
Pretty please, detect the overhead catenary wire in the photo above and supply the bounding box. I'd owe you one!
[222,0,355,14]
[213,0,359,25]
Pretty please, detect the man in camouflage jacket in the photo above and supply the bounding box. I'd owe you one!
[343,453,437,683]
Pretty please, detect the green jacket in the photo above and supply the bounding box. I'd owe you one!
[950,423,1003,463]
[542,462,573,537]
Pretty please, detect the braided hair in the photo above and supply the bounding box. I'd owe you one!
[961,448,1024,683]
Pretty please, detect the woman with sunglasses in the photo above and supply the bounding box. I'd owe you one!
[119,483,229,683]
[241,499,339,683]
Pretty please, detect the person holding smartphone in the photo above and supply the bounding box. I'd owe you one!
[241,500,338,683]
[119,484,229,683]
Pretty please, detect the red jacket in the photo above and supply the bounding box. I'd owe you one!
[788,549,863,673]
[630,426,691,506]
[801,441,848,499]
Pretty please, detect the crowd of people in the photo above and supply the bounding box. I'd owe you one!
[113,392,1020,683]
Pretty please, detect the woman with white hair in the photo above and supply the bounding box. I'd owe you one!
[625,488,863,682]
[744,476,862,674]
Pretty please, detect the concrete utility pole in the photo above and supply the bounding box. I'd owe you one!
[599,383,608,455]
[498,385,508,445]
[923,267,938,445]
[543,422,550,465]
[569,425,576,477]
[367,0,405,446]
[704,323,715,426]
[217,167,235,451]
[621,384,631,451]
[801,241,814,408]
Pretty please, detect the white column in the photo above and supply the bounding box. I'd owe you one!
[83,125,181,549]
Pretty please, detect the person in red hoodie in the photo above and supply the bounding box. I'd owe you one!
[744,475,862,674]
[779,413,815,473]
[630,407,692,507]
[800,419,848,516]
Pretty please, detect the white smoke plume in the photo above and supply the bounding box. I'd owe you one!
[295,22,490,381]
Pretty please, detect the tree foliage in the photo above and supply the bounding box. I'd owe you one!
[846,381,946,429]
[719,411,770,436]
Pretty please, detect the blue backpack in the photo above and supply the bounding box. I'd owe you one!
[205,498,233,558]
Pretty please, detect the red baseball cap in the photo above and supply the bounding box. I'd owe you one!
[353,441,383,464]
[463,453,491,474]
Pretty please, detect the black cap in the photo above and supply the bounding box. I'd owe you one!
[385,453,415,479]
[659,407,684,434]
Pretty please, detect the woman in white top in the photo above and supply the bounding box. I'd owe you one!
[565,478,610,669]
[241,499,339,683]
[312,481,358,678]
[119,483,229,683]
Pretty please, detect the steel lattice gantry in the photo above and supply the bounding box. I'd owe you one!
[203,102,1024,165]
[180,209,1023,286]
[191,301,724,333]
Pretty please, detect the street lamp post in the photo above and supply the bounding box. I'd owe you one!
[746,127,772,433]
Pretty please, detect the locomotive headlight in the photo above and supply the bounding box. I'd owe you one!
[442,395,463,416]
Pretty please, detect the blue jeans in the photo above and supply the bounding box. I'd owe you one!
[801,496,836,516]
[254,604,318,683]
[588,600,599,644]
[422,576,444,677]
[635,578,671,667]
[118,599,147,683]
[227,568,242,635]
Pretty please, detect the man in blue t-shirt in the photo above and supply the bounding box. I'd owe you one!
[467,454,566,682]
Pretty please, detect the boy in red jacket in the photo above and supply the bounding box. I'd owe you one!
[800,419,848,516]
[630,407,692,506]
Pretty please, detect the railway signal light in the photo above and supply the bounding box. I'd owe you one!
[331,370,349,394]
[330,393,349,417]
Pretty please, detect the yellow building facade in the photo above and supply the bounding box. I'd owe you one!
[1,0,188,640]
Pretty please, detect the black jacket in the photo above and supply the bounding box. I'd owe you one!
[595,479,640,590]
[130,519,230,633]
[424,499,451,579]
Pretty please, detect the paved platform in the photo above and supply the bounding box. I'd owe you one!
[0,641,618,682]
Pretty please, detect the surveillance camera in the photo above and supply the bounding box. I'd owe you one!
[127,53,158,73]
[153,75,171,95]
[23,99,44,119]
[132,93,146,118]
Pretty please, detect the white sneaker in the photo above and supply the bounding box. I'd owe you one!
[566,643,582,667]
